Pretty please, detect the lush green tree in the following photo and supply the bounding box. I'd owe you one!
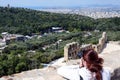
[15,62,26,73]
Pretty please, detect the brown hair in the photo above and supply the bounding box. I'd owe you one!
[83,49,104,80]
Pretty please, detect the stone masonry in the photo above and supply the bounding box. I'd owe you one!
[64,32,107,62]
[94,32,107,53]
[64,42,80,62]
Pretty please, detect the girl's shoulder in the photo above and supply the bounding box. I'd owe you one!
[78,67,92,76]
[102,67,111,80]
[102,67,111,74]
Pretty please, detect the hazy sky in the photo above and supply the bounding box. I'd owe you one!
[0,0,120,8]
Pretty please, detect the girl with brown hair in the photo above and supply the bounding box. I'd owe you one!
[57,49,111,80]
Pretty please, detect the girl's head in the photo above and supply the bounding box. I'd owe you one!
[82,49,104,80]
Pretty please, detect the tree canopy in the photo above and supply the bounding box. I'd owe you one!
[0,7,120,35]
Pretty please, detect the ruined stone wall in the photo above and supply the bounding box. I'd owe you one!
[64,42,80,62]
[80,44,92,51]
[64,32,107,61]
[94,32,107,53]
[64,43,93,62]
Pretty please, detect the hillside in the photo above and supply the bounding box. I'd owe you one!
[0,7,120,35]
[0,7,93,35]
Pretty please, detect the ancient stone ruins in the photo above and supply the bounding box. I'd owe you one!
[64,32,107,62]
[1,32,120,80]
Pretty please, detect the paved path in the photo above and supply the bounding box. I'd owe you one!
[100,42,120,73]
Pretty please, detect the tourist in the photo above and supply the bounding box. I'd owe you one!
[57,49,111,80]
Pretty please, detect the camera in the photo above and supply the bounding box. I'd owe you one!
[77,51,83,58]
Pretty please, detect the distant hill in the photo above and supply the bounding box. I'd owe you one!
[0,7,93,35]
[0,7,120,35]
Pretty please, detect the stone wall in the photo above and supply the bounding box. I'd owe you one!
[80,44,93,51]
[64,32,107,61]
[64,43,93,62]
[64,42,80,62]
[94,32,107,53]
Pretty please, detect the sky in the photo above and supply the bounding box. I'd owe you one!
[0,0,120,8]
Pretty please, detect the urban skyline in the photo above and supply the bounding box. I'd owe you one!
[0,0,120,8]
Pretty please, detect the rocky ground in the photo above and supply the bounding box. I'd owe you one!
[1,41,120,80]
